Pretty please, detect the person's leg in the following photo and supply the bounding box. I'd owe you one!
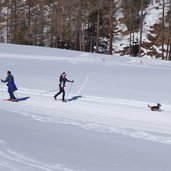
[54,85,62,100]
[54,90,62,100]
[62,89,66,102]
[10,92,16,99]
[8,88,16,99]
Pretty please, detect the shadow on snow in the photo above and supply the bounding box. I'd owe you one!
[17,97,30,101]
[68,95,83,102]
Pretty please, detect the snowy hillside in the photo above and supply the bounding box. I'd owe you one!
[114,0,170,57]
[0,43,171,171]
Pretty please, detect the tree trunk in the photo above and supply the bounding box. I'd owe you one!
[96,10,100,53]
[109,1,114,55]
[7,6,10,43]
[166,18,171,60]
[139,0,143,57]
[166,0,171,60]
[162,0,165,59]
[129,7,132,56]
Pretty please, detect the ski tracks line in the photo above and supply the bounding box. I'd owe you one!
[0,140,74,171]
[76,72,98,95]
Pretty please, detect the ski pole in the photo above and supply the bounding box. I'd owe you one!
[66,82,73,99]
[14,91,19,99]
[1,81,4,102]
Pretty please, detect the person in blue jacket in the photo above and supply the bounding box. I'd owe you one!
[54,72,74,102]
[1,71,18,100]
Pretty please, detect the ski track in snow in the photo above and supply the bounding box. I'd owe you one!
[0,140,74,171]
[1,87,171,145]
[1,44,171,170]
[1,51,171,72]
[77,72,98,94]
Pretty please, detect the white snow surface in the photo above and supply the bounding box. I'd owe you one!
[0,43,171,171]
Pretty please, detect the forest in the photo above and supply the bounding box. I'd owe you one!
[0,0,171,60]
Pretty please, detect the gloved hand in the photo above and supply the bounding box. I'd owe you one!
[72,80,74,83]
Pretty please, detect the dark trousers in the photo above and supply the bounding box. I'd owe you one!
[8,88,16,99]
[54,87,65,101]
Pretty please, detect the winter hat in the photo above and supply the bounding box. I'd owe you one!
[7,71,11,74]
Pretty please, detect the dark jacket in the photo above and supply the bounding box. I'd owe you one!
[1,74,18,92]
[59,74,72,89]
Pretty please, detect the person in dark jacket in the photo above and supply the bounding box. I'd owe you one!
[54,72,74,102]
[1,71,18,100]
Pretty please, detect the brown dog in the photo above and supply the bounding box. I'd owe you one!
[148,103,161,111]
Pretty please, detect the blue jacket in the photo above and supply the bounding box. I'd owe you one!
[1,74,18,92]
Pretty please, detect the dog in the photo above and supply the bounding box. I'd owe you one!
[148,103,161,111]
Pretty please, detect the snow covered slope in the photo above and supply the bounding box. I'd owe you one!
[0,43,171,171]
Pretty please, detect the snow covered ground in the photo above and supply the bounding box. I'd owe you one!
[0,43,171,171]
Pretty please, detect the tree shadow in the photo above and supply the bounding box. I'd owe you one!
[68,95,83,102]
[17,97,30,101]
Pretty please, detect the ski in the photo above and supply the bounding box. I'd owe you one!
[3,99,18,102]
